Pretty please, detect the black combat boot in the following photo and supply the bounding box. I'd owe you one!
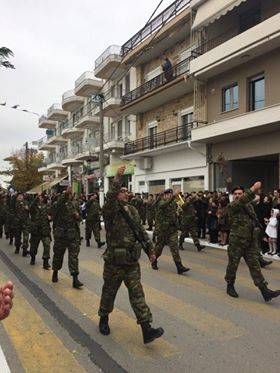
[52,270,58,283]
[140,322,164,344]
[43,258,51,270]
[175,261,190,274]
[259,257,272,268]
[14,246,20,254]
[259,284,280,302]
[196,243,205,252]
[9,237,13,245]
[22,248,28,257]
[151,259,158,270]
[86,239,90,247]
[97,240,105,249]
[72,273,84,289]
[5,233,9,239]
[30,255,36,265]
[99,316,110,335]
[226,283,239,298]
[179,244,184,251]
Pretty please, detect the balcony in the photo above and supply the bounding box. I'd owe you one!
[103,91,122,117]
[61,90,85,112]
[123,122,203,157]
[38,115,57,129]
[61,124,84,140]
[190,13,280,79]
[94,45,125,79]
[62,148,84,166]
[38,136,57,151]
[47,154,67,171]
[47,104,68,121]
[75,139,99,161]
[75,71,103,97]
[191,104,280,144]
[75,111,100,130]
[121,56,193,114]
[121,0,191,59]
[47,132,68,146]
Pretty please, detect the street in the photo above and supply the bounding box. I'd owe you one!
[0,230,280,373]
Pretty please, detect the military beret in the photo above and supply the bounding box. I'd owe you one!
[164,188,173,194]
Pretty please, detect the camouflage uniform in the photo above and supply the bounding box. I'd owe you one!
[13,198,30,254]
[29,197,51,260]
[146,198,155,230]
[154,197,182,264]
[99,181,154,324]
[85,199,102,243]
[225,189,267,288]
[179,199,200,247]
[0,196,8,238]
[132,196,146,225]
[52,193,81,275]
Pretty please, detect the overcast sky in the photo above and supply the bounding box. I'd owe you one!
[0,0,171,184]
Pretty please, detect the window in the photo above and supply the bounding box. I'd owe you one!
[125,116,131,136]
[117,120,122,139]
[148,122,158,149]
[249,75,265,111]
[110,123,116,140]
[222,84,238,112]
[180,108,193,140]
[125,74,130,94]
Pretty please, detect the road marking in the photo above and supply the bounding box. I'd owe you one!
[0,274,86,373]
[31,266,177,360]
[0,346,10,373]
[79,260,244,341]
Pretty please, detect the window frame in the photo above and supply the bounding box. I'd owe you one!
[222,83,239,112]
[249,74,265,112]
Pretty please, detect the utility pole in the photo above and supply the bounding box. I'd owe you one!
[97,94,105,207]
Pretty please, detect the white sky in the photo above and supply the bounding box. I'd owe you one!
[0,0,171,182]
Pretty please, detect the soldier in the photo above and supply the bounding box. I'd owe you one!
[6,194,15,245]
[85,193,105,248]
[51,187,83,289]
[0,194,8,239]
[29,193,52,269]
[152,188,190,274]
[179,194,205,251]
[225,182,280,302]
[13,193,30,256]
[98,165,164,344]
[146,194,155,231]
[131,194,146,225]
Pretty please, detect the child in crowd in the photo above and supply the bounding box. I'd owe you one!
[265,208,279,255]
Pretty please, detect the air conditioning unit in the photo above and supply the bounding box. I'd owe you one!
[139,157,153,170]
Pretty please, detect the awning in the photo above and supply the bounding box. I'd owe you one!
[192,0,247,30]
[26,175,68,194]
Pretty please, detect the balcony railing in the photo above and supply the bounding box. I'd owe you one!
[95,45,122,70]
[121,56,193,106]
[75,71,98,87]
[121,0,190,57]
[47,103,62,116]
[124,122,206,155]
[62,89,76,101]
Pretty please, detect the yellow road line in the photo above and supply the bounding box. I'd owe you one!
[140,257,280,322]
[31,266,177,360]
[0,274,86,373]
[80,260,244,341]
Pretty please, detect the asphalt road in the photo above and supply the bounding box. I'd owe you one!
[0,229,280,373]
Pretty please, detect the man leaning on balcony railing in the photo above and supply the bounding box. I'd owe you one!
[162,57,174,82]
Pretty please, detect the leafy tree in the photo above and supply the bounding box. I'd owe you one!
[0,47,15,69]
[1,148,44,192]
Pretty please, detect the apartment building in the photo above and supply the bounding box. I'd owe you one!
[120,0,209,194]
[190,0,280,192]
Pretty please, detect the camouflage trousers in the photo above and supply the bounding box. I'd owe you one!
[147,213,154,229]
[98,262,152,324]
[52,236,80,274]
[155,230,181,263]
[14,225,29,250]
[179,224,200,247]
[30,234,51,259]
[85,220,100,242]
[225,238,267,287]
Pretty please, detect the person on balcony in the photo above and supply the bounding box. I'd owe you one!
[162,57,174,82]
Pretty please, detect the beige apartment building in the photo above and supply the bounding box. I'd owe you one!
[190,0,280,192]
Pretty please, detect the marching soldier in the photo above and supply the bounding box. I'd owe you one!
[85,193,105,248]
[146,194,155,231]
[29,193,52,269]
[98,165,164,344]
[13,193,30,256]
[152,188,190,274]
[51,187,83,289]
[179,194,205,251]
[225,182,280,302]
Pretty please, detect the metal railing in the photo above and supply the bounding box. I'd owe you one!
[95,45,122,70]
[47,103,63,116]
[124,121,205,155]
[121,0,190,57]
[75,71,100,88]
[121,55,193,106]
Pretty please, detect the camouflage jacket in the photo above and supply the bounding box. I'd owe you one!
[86,200,101,222]
[156,197,178,233]
[53,193,80,232]
[102,181,153,256]
[29,198,51,236]
[14,201,30,226]
[227,189,258,242]
[180,200,197,227]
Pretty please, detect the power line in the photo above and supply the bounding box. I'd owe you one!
[0,102,39,116]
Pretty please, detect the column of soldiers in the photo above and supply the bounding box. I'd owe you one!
[1,175,280,346]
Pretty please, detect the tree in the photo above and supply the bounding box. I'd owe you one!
[1,147,44,192]
[0,47,15,69]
